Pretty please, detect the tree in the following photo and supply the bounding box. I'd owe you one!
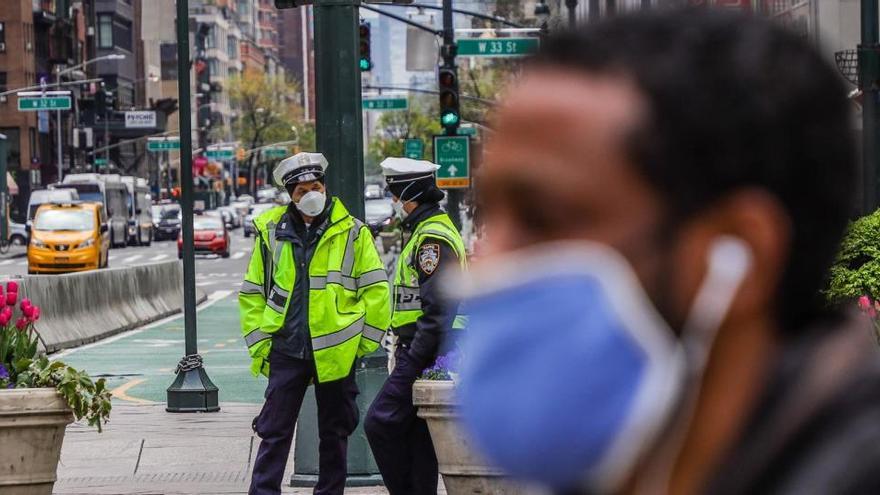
[228,70,306,192]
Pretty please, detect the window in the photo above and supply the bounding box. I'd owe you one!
[160,43,178,80]
[227,36,237,59]
[0,22,6,52]
[113,18,132,52]
[98,15,113,48]
[205,27,216,49]
[0,73,7,95]
[208,59,220,76]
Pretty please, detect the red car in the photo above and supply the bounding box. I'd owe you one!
[178,215,230,258]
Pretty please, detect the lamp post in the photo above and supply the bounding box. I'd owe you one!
[55,53,125,182]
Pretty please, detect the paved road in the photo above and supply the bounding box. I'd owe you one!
[0,228,255,293]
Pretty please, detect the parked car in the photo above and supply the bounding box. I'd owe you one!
[243,203,277,238]
[28,202,110,274]
[9,222,28,246]
[179,215,230,258]
[256,187,277,204]
[365,184,384,200]
[154,205,181,241]
[365,198,395,236]
[217,206,241,229]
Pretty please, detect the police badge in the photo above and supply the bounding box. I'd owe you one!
[418,243,441,275]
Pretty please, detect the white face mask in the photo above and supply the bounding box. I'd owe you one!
[392,180,425,220]
[295,190,326,217]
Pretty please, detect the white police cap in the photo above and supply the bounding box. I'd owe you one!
[273,152,329,187]
[380,157,440,183]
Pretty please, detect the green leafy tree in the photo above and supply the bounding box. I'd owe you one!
[827,209,880,304]
[366,96,442,176]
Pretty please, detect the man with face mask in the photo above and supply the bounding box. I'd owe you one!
[457,8,880,495]
[239,152,391,495]
[364,157,468,495]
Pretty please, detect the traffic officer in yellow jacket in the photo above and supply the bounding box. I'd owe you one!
[364,157,468,495]
[239,152,391,495]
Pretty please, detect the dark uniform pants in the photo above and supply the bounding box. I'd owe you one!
[249,350,359,495]
[364,347,438,495]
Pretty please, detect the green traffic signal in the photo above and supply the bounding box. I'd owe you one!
[441,111,460,126]
[359,58,372,71]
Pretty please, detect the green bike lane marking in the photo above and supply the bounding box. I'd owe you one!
[58,292,267,404]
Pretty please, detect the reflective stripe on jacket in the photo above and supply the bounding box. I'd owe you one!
[239,198,391,382]
[391,212,467,329]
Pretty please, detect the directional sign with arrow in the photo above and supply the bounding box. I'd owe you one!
[434,135,470,189]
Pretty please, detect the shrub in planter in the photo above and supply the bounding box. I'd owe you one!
[0,280,112,429]
[826,209,880,305]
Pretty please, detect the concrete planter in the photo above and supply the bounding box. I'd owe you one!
[413,380,528,495]
[0,388,73,495]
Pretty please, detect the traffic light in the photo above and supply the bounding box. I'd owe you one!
[359,21,372,72]
[438,66,460,132]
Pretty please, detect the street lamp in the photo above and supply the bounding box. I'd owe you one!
[55,53,126,182]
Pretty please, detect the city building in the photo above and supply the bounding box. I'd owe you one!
[277,6,314,120]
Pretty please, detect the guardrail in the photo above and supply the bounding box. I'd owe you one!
[3,261,205,353]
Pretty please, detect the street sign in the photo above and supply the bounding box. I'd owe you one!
[457,37,539,58]
[404,139,423,159]
[147,138,181,152]
[17,95,72,111]
[125,111,157,129]
[362,97,408,111]
[94,158,108,167]
[434,135,470,189]
[457,126,477,137]
[206,148,235,160]
[263,146,288,159]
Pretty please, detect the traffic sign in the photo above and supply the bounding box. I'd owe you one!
[404,139,423,159]
[457,37,539,58]
[434,135,470,189]
[362,97,408,111]
[94,158,108,167]
[457,126,477,137]
[147,138,181,152]
[18,95,72,111]
[263,146,288,159]
[206,147,235,160]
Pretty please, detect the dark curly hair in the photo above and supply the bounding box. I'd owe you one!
[535,8,857,334]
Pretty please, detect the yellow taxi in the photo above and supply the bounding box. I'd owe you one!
[28,202,110,274]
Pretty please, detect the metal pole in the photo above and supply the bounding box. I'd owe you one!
[566,0,578,29]
[442,0,463,230]
[862,0,880,213]
[0,134,7,245]
[166,0,219,413]
[313,0,364,220]
[56,110,63,182]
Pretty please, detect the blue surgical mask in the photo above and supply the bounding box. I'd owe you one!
[455,238,751,493]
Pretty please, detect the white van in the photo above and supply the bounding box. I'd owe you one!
[27,188,79,226]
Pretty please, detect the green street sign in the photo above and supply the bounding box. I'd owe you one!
[362,97,408,111]
[94,158,108,167]
[434,135,470,189]
[404,139,424,159]
[457,37,539,58]
[147,139,181,152]
[263,147,288,159]
[457,126,477,137]
[206,148,235,160]
[18,96,72,111]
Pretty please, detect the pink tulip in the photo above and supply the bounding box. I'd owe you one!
[0,310,10,326]
[21,305,34,319]
[5,281,17,294]
[5,292,16,307]
[32,307,40,321]
[859,295,871,310]
[20,298,31,310]
[15,318,27,331]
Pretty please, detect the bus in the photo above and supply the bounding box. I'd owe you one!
[60,173,129,248]
[121,176,153,246]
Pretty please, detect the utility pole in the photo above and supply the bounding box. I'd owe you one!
[442,0,462,230]
[862,0,880,213]
[313,0,364,219]
[166,0,219,413]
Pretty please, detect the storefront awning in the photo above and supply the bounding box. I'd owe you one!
[5,172,18,195]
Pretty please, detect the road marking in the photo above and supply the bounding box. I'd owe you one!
[123,255,143,263]
[52,290,235,359]
[232,251,246,260]
[110,378,154,405]
[196,281,218,287]
[108,254,117,261]
[0,260,13,266]
[214,343,226,348]
[149,254,169,262]
[16,261,27,266]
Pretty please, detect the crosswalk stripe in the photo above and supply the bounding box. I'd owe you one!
[149,254,169,262]
[231,251,246,260]
[0,260,14,266]
[16,261,27,266]
[123,255,143,263]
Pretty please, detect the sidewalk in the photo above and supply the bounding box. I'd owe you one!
[55,402,403,495]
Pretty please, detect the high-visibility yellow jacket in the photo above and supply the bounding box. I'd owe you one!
[239,198,391,383]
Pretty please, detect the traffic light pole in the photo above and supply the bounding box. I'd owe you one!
[442,0,463,230]
[862,0,880,213]
[314,0,365,220]
[166,0,219,413]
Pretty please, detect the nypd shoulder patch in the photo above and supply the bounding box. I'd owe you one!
[418,243,441,275]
